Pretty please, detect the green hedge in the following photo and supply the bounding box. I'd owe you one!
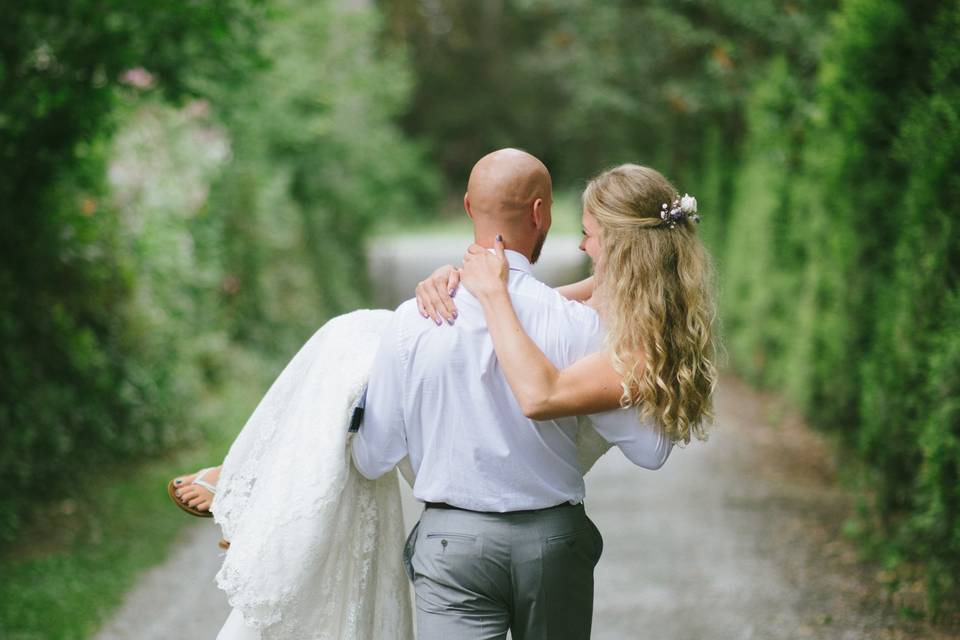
[0,0,260,543]
[202,0,439,354]
[717,0,959,613]
[0,0,437,544]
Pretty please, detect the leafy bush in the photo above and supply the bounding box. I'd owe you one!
[388,0,827,188]
[717,0,960,613]
[0,0,437,544]
[206,0,439,354]
[0,0,260,543]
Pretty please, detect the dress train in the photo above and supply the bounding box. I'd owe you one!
[212,310,412,640]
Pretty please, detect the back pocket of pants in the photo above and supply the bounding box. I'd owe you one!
[544,528,601,566]
[424,532,478,555]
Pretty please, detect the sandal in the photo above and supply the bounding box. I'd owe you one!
[167,467,217,518]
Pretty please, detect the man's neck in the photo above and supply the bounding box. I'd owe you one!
[472,232,536,263]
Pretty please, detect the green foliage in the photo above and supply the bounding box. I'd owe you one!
[0,0,261,542]
[386,0,831,189]
[0,0,437,545]
[0,348,272,639]
[719,56,809,387]
[717,0,960,613]
[858,2,960,611]
[206,0,439,352]
[0,100,229,541]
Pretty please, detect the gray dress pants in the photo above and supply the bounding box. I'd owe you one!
[403,503,603,640]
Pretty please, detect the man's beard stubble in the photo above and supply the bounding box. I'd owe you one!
[531,231,547,264]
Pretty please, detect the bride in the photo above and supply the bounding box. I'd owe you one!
[169,159,717,639]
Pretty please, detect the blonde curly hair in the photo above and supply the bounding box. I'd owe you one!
[583,164,717,444]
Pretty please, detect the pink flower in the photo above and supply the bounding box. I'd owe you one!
[119,67,155,89]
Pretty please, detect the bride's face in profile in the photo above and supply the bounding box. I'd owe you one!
[579,208,602,267]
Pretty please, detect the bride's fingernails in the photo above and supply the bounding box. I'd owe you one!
[496,234,502,242]
[435,318,442,326]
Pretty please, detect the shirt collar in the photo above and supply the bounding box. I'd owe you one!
[503,249,533,274]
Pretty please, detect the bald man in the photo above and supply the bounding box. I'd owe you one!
[352,149,604,639]
[463,147,552,264]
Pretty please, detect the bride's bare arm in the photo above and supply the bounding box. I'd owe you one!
[461,238,627,420]
[415,268,594,325]
[554,276,594,303]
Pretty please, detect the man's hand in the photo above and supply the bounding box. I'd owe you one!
[415,264,460,325]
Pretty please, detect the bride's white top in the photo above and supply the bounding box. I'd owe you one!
[352,250,672,512]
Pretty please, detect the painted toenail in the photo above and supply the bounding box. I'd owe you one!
[175,479,182,485]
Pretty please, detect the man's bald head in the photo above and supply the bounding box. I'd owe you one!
[464,148,553,262]
[466,148,552,222]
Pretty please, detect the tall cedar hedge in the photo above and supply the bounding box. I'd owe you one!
[718,0,959,612]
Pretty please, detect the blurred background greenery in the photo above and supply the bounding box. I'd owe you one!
[1,0,957,633]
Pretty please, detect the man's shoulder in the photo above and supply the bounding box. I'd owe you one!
[389,298,438,339]
[513,276,600,329]
[395,297,421,319]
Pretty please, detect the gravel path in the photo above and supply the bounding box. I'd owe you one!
[94,234,953,640]
[95,523,230,640]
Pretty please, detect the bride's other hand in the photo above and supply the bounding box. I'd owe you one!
[416,264,461,325]
[462,234,509,300]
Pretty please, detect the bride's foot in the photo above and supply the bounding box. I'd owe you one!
[169,466,221,516]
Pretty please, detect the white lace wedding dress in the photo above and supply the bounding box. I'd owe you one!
[211,309,613,639]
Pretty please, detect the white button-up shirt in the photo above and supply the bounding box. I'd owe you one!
[351,250,671,512]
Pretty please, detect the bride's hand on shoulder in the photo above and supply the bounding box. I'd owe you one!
[462,235,510,301]
[415,264,461,325]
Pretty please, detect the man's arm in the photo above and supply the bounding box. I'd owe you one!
[350,313,408,480]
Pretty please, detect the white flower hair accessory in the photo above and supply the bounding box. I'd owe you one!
[659,193,700,228]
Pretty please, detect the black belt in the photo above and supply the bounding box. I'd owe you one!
[425,501,576,516]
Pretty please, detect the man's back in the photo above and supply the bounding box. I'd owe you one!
[353,250,603,511]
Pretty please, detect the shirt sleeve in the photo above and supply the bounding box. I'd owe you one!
[587,407,672,470]
[350,312,408,480]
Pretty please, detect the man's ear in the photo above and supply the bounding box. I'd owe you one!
[464,193,474,220]
[531,197,545,230]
